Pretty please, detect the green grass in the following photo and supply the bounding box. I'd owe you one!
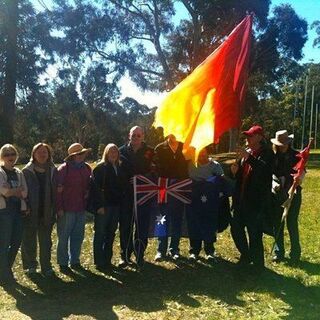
[1,163,320,320]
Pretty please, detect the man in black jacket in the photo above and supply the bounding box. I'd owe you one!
[153,134,188,261]
[119,126,154,267]
[230,125,274,269]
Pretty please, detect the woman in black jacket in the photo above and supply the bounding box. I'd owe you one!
[91,144,127,270]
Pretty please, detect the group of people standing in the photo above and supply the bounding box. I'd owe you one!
[0,124,304,286]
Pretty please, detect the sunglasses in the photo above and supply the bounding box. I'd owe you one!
[3,153,16,157]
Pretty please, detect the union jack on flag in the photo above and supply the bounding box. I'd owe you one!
[133,175,192,238]
[133,175,192,206]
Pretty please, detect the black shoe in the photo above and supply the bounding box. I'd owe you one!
[0,275,16,287]
[70,263,85,271]
[288,256,300,265]
[136,257,145,269]
[96,264,112,272]
[42,269,55,277]
[237,255,251,266]
[59,265,72,274]
[272,255,285,263]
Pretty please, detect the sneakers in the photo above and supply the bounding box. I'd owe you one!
[154,252,164,262]
[272,255,285,263]
[189,253,199,261]
[206,254,217,264]
[172,253,180,260]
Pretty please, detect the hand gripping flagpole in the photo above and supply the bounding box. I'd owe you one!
[271,138,313,256]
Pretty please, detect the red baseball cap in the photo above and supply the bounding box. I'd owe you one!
[242,125,264,137]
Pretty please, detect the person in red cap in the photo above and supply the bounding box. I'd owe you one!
[230,125,274,270]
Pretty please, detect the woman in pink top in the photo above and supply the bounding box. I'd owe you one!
[56,143,91,273]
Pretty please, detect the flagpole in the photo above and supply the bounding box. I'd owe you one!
[301,75,308,149]
[293,82,299,147]
[309,86,315,143]
[315,103,318,149]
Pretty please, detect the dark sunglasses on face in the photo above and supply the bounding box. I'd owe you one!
[3,153,16,157]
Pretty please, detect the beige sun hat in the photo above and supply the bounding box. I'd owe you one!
[270,130,294,146]
[64,143,92,161]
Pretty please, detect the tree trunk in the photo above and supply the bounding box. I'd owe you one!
[229,128,239,152]
[0,0,19,145]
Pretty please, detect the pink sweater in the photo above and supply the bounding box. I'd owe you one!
[56,162,91,212]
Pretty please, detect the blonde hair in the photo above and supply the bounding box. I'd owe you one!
[30,143,53,163]
[0,144,19,166]
[101,143,120,165]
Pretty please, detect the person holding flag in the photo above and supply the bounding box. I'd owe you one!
[119,126,154,267]
[230,125,274,270]
[270,130,306,263]
[153,134,188,261]
[187,146,226,263]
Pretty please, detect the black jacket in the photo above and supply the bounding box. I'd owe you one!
[274,148,301,193]
[119,142,154,178]
[232,145,274,213]
[91,162,128,209]
[153,141,188,179]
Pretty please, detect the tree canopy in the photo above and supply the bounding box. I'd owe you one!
[0,0,318,160]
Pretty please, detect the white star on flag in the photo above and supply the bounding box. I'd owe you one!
[156,214,166,225]
[201,195,208,203]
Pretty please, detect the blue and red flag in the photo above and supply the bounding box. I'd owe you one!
[133,175,192,237]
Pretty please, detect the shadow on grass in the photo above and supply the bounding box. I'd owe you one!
[285,259,320,276]
[2,258,320,319]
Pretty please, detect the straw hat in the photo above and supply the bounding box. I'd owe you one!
[64,143,92,161]
[270,130,294,146]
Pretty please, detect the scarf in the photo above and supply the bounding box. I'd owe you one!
[34,161,53,226]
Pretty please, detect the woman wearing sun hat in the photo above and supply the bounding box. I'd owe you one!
[270,130,303,263]
[56,143,92,273]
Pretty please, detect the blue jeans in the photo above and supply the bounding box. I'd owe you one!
[0,208,23,281]
[57,211,86,266]
[93,206,120,266]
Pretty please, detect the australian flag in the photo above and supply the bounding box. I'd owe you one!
[133,175,192,237]
[187,176,232,241]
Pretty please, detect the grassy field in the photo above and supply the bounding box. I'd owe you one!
[1,162,319,320]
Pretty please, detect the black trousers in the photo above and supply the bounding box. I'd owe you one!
[189,239,214,256]
[231,207,264,267]
[119,191,134,261]
[119,189,150,262]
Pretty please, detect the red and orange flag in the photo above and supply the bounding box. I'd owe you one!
[154,15,253,155]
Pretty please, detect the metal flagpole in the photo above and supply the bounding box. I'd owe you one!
[315,103,319,149]
[309,86,315,142]
[301,75,308,149]
[293,82,299,147]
